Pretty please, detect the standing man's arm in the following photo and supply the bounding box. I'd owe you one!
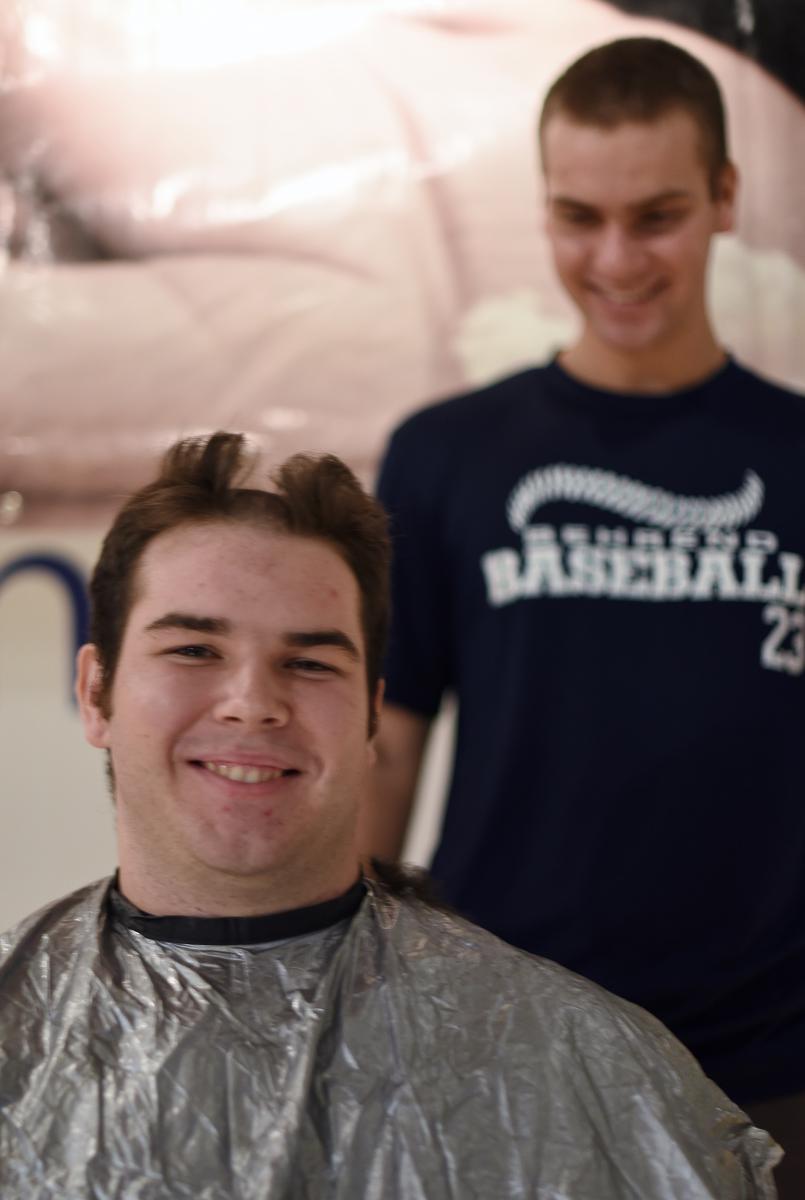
[361,702,432,863]
[369,409,451,867]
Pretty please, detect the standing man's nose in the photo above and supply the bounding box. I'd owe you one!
[592,223,648,282]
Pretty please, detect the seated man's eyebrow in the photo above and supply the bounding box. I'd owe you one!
[284,630,361,660]
[145,613,231,635]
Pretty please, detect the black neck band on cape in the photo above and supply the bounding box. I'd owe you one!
[109,877,366,946]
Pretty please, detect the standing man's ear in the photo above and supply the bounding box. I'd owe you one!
[714,161,738,233]
[368,679,386,743]
[75,644,111,749]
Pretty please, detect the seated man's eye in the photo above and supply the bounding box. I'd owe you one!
[291,659,333,673]
[172,645,215,658]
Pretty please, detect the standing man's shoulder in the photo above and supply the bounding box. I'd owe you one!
[724,358,805,417]
[377,365,552,514]
[383,366,548,453]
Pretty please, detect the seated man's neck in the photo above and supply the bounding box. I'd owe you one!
[118,856,362,919]
[560,328,727,395]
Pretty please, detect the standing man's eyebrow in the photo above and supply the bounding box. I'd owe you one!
[284,630,361,660]
[550,196,596,209]
[145,613,232,635]
[632,189,692,209]
[551,189,692,211]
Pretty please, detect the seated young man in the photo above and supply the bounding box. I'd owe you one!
[0,432,779,1197]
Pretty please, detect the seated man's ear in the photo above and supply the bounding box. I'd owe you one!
[75,644,111,749]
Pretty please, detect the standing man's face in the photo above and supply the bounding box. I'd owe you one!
[542,109,736,368]
[76,520,380,916]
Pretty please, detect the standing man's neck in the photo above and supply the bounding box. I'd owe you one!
[559,328,727,395]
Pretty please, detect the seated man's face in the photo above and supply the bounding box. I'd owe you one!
[77,519,377,909]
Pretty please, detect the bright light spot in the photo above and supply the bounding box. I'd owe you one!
[30,1,377,72]
[186,150,409,224]
[260,408,309,431]
[149,3,372,68]
[0,492,24,526]
[22,14,61,63]
[266,159,388,213]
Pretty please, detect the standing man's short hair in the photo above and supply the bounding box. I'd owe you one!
[539,37,729,193]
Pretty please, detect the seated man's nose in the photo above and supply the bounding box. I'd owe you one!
[216,672,289,723]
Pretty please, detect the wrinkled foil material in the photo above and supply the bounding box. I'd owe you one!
[0,878,780,1198]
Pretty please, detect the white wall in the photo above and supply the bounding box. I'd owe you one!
[0,530,115,930]
[401,698,455,870]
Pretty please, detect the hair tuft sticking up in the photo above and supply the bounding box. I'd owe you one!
[88,433,389,730]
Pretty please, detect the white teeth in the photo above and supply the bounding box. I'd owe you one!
[600,287,655,304]
[202,762,284,784]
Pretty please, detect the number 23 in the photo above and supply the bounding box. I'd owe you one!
[761,604,805,675]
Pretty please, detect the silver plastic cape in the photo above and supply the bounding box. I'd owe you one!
[0,877,780,1199]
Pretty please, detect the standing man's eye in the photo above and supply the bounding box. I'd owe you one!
[558,209,598,227]
[638,210,681,230]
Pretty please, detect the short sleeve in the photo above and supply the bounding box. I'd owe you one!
[375,414,454,718]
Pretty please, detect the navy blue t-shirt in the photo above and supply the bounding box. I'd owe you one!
[377,356,805,1105]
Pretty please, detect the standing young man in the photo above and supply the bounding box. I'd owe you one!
[0,432,778,1196]
[368,37,805,1197]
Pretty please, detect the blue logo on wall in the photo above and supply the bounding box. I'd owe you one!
[0,553,89,704]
